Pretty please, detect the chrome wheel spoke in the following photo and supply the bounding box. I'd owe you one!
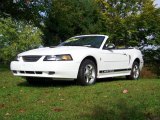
[85,76,89,83]
[84,64,96,83]
[84,73,90,83]
[88,66,93,71]
[133,65,139,79]
[89,75,95,80]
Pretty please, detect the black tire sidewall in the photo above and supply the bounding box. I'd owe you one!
[77,59,97,85]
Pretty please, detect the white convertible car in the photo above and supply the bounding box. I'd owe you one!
[10,35,144,85]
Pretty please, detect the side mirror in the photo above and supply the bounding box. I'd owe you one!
[106,43,115,49]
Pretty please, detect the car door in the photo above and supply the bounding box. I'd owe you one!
[99,44,130,74]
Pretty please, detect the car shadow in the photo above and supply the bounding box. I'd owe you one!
[17,77,128,88]
[97,77,127,83]
[17,79,77,88]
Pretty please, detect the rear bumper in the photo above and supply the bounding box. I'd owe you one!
[10,61,80,79]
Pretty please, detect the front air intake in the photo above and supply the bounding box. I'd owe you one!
[22,56,42,62]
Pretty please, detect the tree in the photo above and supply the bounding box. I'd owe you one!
[96,0,142,45]
[97,0,160,48]
[138,0,160,47]
[43,0,103,45]
[138,1,160,77]
[0,17,42,63]
[0,0,50,28]
[96,0,160,77]
[0,0,104,45]
[144,48,160,78]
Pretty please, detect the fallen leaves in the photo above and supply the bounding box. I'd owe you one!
[103,96,108,98]
[20,89,23,92]
[5,113,11,116]
[0,104,5,109]
[19,109,26,113]
[4,108,26,117]
[123,89,128,94]
[37,99,46,104]
[52,108,63,112]
[41,100,46,104]
[60,99,65,101]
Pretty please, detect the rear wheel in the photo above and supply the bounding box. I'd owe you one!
[77,59,97,85]
[127,61,140,80]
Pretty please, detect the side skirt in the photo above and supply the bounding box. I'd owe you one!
[97,68,131,79]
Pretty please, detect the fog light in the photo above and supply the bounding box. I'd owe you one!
[48,71,55,75]
[12,70,17,74]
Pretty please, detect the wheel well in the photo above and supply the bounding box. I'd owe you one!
[82,56,97,69]
[134,58,140,65]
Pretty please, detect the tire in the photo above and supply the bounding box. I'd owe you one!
[127,61,140,80]
[77,59,97,85]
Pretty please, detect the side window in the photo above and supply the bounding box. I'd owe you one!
[103,39,126,50]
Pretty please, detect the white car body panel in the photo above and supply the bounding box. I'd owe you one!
[100,50,130,70]
[10,35,144,80]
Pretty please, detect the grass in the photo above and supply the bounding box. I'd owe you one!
[0,65,160,120]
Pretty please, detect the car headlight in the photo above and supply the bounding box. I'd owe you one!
[44,54,73,61]
[15,56,21,61]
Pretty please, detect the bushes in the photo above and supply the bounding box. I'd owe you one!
[143,48,160,78]
[0,17,42,64]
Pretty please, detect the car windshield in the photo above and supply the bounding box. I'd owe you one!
[59,36,105,48]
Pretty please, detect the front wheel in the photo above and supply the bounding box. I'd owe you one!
[77,59,97,85]
[127,61,140,80]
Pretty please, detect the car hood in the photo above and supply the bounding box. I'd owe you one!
[18,46,97,56]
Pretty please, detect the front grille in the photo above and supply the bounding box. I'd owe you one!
[22,56,42,62]
[25,71,35,74]
[20,71,25,74]
[19,71,42,74]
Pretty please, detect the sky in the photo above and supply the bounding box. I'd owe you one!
[155,0,160,7]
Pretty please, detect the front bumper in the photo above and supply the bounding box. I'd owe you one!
[10,61,80,79]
